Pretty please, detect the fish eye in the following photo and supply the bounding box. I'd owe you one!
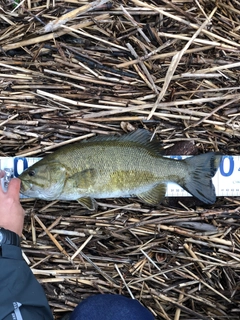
[28,170,35,177]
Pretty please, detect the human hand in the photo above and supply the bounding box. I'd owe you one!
[0,170,25,236]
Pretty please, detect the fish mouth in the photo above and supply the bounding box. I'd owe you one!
[20,181,26,193]
[20,180,32,193]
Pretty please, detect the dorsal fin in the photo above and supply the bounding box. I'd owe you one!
[84,129,163,154]
[120,129,163,154]
[120,129,153,144]
[83,129,151,143]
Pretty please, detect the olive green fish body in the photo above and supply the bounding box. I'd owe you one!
[19,130,221,210]
[58,142,183,197]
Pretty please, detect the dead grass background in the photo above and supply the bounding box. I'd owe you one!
[0,0,240,319]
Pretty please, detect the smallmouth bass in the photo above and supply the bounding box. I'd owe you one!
[19,129,221,210]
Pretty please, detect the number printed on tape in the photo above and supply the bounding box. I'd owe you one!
[0,156,239,197]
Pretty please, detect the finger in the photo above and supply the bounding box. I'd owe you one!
[0,169,5,179]
[7,178,21,199]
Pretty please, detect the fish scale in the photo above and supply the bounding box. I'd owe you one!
[61,142,179,194]
[64,143,161,195]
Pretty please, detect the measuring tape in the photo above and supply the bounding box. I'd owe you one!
[0,156,239,197]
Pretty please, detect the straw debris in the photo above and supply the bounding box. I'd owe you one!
[0,0,240,319]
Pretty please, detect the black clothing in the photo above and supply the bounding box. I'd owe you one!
[0,244,53,320]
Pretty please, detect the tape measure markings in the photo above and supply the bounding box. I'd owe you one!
[0,156,239,197]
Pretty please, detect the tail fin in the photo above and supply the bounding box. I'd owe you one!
[181,152,222,204]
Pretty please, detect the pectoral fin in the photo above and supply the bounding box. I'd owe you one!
[136,183,166,206]
[77,196,97,211]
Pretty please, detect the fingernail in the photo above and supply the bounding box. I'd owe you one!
[0,169,5,178]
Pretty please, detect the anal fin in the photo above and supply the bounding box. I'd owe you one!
[136,183,166,206]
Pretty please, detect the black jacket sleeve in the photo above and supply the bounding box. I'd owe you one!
[0,244,53,320]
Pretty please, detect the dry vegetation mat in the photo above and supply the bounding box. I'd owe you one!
[1,0,240,319]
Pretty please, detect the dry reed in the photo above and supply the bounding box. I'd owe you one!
[0,0,240,319]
